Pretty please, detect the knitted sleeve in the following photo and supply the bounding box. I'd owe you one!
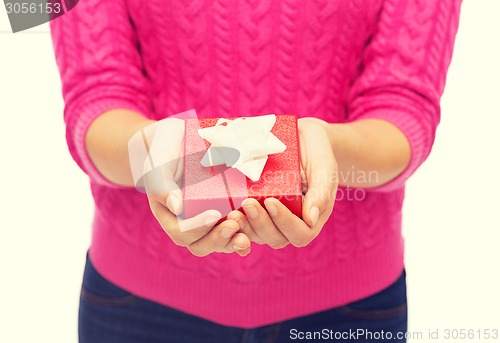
[50,0,152,187]
[347,0,462,191]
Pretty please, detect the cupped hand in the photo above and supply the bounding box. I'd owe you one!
[132,118,251,257]
[227,117,338,248]
[148,189,251,257]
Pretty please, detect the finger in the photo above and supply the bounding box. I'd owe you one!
[147,117,184,187]
[228,233,252,257]
[241,198,289,249]
[188,220,241,257]
[235,246,251,257]
[264,198,316,248]
[302,175,337,229]
[145,164,184,215]
[150,200,221,245]
[141,118,185,213]
[299,124,338,227]
[227,210,265,244]
[226,232,252,254]
[300,163,308,194]
[177,210,222,233]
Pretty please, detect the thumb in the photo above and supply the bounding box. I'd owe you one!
[299,122,338,227]
[144,164,184,215]
[302,179,337,228]
[131,118,185,214]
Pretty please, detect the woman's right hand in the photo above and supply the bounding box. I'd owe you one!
[136,118,251,257]
[147,191,251,257]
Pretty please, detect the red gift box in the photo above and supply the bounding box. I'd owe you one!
[183,115,302,219]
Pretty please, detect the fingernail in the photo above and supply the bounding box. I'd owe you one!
[243,205,258,219]
[204,216,221,227]
[242,200,259,219]
[310,206,319,227]
[265,201,278,216]
[166,195,179,214]
[221,228,233,239]
[233,244,244,251]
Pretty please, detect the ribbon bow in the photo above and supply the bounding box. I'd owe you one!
[198,114,287,181]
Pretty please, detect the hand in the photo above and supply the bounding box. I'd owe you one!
[132,118,251,257]
[227,117,338,248]
[148,191,251,257]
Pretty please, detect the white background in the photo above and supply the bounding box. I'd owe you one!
[1,1,499,342]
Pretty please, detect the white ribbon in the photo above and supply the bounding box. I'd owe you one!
[198,114,287,182]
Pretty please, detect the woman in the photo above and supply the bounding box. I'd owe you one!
[50,0,461,342]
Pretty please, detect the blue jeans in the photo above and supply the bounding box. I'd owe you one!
[79,255,407,343]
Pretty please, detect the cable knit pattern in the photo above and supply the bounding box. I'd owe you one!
[50,0,461,327]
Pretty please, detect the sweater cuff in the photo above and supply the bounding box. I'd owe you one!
[350,108,433,192]
[67,97,150,189]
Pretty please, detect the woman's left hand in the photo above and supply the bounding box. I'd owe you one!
[228,117,338,249]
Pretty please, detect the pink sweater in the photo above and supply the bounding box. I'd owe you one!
[50,0,461,328]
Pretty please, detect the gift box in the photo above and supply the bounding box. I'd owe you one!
[183,114,302,220]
